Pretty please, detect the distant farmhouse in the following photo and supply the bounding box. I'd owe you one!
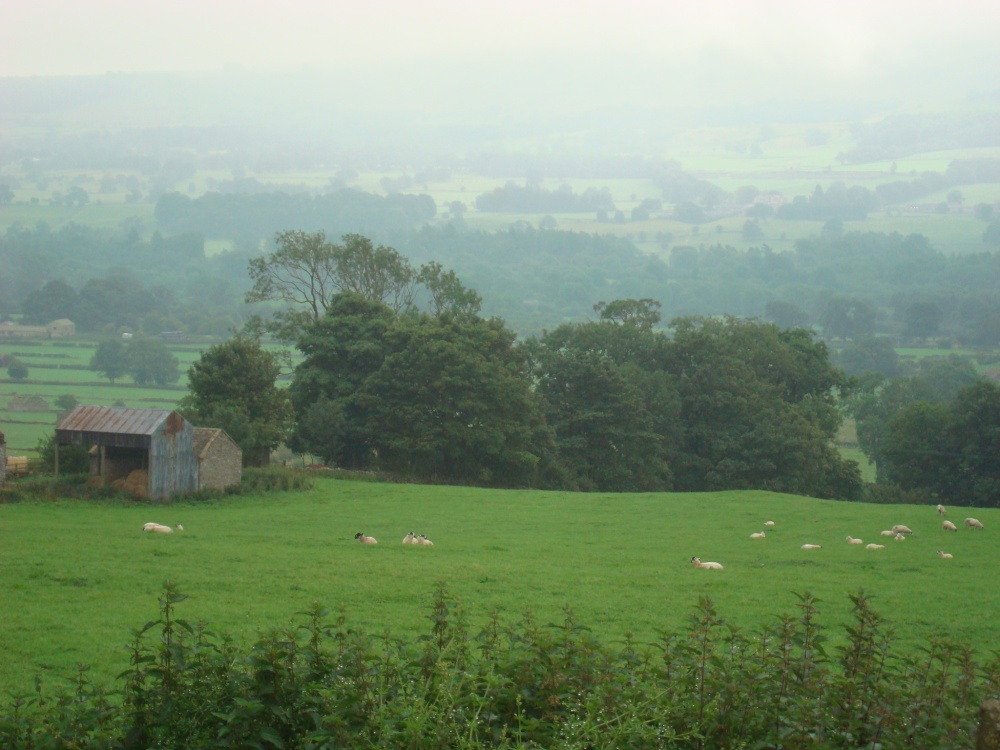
[0,319,76,339]
[55,405,242,500]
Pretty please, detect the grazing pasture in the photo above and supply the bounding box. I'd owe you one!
[1,479,996,696]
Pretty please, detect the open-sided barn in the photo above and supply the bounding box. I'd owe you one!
[55,406,197,501]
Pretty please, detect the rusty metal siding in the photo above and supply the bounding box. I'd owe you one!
[55,406,169,448]
[149,421,197,500]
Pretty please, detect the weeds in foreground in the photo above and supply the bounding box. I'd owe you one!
[3,583,998,749]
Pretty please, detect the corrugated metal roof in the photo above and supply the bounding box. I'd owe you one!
[56,405,173,436]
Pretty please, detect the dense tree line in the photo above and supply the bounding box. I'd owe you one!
[474,182,615,213]
[229,234,862,496]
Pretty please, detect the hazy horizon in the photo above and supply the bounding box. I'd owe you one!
[4,0,1000,115]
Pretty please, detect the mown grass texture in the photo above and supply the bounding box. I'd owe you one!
[1,478,996,696]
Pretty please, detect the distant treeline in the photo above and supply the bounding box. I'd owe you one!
[839,111,1000,163]
[474,182,615,213]
[3,219,999,342]
[154,189,437,240]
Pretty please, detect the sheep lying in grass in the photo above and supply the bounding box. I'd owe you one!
[763,521,775,527]
[892,525,913,535]
[690,556,723,570]
[880,530,895,537]
[936,504,947,516]
[846,536,863,545]
[402,532,416,544]
[937,550,954,559]
[142,523,173,534]
[894,533,907,541]
[354,532,378,545]
[416,534,434,546]
[865,543,885,550]
[965,517,985,530]
[942,520,958,532]
[750,531,766,540]
[800,544,822,550]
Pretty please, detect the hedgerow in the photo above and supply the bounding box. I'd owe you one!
[3,584,998,749]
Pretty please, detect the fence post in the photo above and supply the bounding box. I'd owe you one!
[979,699,1000,750]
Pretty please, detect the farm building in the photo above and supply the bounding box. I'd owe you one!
[0,318,76,339]
[193,427,242,490]
[55,405,197,501]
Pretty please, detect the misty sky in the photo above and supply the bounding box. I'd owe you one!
[3,0,999,115]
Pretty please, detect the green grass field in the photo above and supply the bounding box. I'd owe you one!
[1,479,996,696]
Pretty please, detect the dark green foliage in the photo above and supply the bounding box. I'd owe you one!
[881,380,1000,508]
[89,338,129,383]
[34,433,90,474]
[835,335,901,377]
[178,336,292,467]
[125,336,180,386]
[6,356,28,381]
[3,585,996,749]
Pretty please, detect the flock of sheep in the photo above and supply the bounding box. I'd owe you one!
[353,531,434,546]
[691,504,986,571]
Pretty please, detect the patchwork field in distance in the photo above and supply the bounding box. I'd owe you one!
[1,479,996,696]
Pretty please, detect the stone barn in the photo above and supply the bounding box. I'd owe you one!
[193,427,242,490]
[55,405,197,501]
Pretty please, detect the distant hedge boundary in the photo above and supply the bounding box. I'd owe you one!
[3,584,998,749]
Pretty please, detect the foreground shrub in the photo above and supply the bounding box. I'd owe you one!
[3,584,999,749]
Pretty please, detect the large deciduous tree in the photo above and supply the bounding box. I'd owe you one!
[90,339,130,384]
[179,336,291,467]
[126,337,180,386]
[288,293,552,486]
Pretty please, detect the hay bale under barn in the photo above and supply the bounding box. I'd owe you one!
[120,469,149,498]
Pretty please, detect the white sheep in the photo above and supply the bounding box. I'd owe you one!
[936,504,947,516]
[880,530,895,537]
[354,532,378,545]
[763,521,775,527]
[175,524,183,532]
[937,550,953,559]
[891,525,913,535]
[750,531,767,540]
[846,536,863,545]
[942,520,958,532]
[865,543,885,550]
[965,518,985,530]
[402,532,416,544]
[800,544,822,550]
[142,522,159,531]
[894,533,907,541]
[690,556,723,570]
[417,534,434,546]
[144,524,173,534]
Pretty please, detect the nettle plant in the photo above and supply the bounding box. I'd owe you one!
[3,584,999,749]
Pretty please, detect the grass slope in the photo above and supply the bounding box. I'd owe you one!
[1,479,996,695]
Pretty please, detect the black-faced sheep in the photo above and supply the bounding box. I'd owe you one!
[354,532,378,545]
[690,556,723,570]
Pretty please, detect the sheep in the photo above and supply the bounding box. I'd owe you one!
[750,531,767,540]
[417,534,434,546]
[175,524,183,532]
[800,544,822,550]
[894,533,907,541]
[891,525,913,535]
[942,520,958,532]
[354,532,378,545]
[402,532,416,544]
[865,543,885,550]
[937,550,953,560]
[763,521,775,527]
[880,529,895,537]
[690,556,723,570]
[965,518,985,530]
[142,522,159,531]
[846,536,863,544]
[143,523,173,534]
[936,504,947,516]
